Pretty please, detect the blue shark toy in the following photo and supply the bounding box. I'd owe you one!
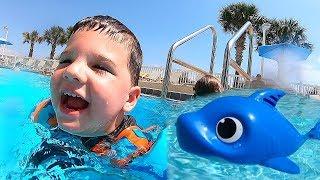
[176,89,320,174]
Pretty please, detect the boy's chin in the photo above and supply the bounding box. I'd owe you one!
[57,121,84,136]
[58,122,104,137]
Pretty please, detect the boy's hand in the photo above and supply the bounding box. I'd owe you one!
[106,149,117,157]
[141,125,160,133]
[111,158,130,168]
[110,148,147,168]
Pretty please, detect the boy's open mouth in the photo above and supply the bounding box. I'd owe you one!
[60,91,89,112]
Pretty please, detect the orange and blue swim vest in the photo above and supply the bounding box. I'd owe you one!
[31,99,154,156]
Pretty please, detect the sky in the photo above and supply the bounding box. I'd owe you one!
[1,0,320,84]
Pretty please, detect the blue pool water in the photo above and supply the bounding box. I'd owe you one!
[0,68,169,179]
[1,67,320,179]
[168,89,320,179]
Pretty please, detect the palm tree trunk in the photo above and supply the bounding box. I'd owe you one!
[28,42,34,57]
[233,34,246,87]
[50,43,57,59]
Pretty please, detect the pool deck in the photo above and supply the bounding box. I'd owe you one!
[139,81,194,101]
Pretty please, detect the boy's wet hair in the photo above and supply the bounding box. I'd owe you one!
[194,75,223,96]
[71,15,142,86]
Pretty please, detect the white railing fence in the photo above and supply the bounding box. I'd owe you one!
[290,83,320,96]
[141,65,320,96]
[140,65,246,89]
[0,54,59,75]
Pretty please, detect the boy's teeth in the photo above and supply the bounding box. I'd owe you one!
[63,91,81,98]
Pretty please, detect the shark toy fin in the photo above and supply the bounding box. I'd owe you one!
[308,120,320,140]
[262,157,300,174]
[249,88,286,107]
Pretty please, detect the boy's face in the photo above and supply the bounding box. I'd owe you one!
[50,30,140,137]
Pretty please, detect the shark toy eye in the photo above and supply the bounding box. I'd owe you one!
[216,117,243,143]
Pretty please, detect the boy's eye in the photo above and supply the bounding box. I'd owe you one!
[59,59,72,64]
[93,65,114,75]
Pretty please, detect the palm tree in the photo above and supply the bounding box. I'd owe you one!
[22,30,42,57]
[219,3,260,67]
[256,18,312,50]
[65,26,73,40]
[43,26,67,59]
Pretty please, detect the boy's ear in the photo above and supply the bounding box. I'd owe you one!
[123,86,141,112]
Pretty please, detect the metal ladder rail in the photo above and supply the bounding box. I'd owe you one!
[161,25,217,98]
[221,21,254,89]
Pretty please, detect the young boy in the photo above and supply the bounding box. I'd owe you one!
[31,15,155,168]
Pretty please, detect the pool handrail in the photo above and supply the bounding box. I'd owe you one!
[161,25,217,98]
[221,21,254,89]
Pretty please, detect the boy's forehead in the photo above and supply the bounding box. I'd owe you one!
[71,29,129,49]
[65,30,130,63]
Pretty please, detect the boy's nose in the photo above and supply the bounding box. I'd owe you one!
[63,62,87,85]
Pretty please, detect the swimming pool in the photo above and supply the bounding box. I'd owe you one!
[168,89,320,179]
[0,68,169,179]
[1,67,320,179]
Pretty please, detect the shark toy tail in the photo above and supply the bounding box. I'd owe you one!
[308,120,320,140]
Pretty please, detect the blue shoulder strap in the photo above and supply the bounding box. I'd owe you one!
[31,99,56,128]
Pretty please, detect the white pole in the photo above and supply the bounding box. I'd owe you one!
[261,29,266,77]
[4,26,8,40]
[260,23,271,78]
[2,26,8,56]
